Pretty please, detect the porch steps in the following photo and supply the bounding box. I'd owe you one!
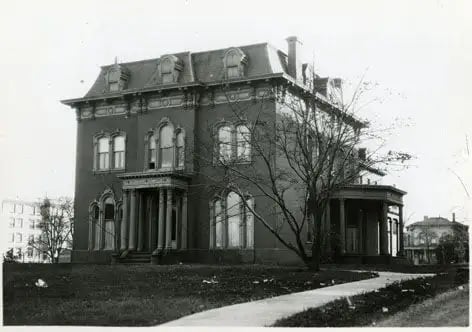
[119,251,152,264]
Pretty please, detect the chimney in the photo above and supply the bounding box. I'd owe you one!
[286,36,302,80]
[452,213,456,222]
[358,148,367,161]
[424,215,428,221]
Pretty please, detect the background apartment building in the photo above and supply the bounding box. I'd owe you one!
[2,198,72,263]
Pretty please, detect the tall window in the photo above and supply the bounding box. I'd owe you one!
[113,136,125,169]
[161,58,173,84]
[93,205,100,250]
[218,126,232,162]
[227,192,241,247]
[149,135,157,169]
[176,131,185,168]
[226,51,240,78]
[16,233,22,243]
[210,192,254,249]
[214,199,223,248]
[245,197,254,248]
[98,137,109,170]
[103,197,115,250]
[159,125,174,168]
[236,125,251,161]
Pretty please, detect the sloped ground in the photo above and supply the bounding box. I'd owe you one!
[377,284,469,327]
[3,263,375,326]
[274,267,468,327]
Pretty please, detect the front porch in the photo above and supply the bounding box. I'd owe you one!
[327,184,406,263]
[114,171,190,263]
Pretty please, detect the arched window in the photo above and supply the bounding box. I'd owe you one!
[93,204,101,250]
[223,48,246,79]
[226,51,240,78]
[159,125,174,168]
[113,135,125,169]
[218,126,232,162]
[214,199,223,248]
[227,192,241,247]
[236,125,251,161]
[103,197,115,250]
[89,204,99,250]
[210,192,254,249]
[148,134,157,169]
[176,131,185,168]
[245,196,254,248]
[161,58,174,84]
[98,137,109,170]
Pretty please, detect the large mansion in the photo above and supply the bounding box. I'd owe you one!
[62,37,406,264]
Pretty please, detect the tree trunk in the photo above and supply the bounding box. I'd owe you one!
[307,213,323,271]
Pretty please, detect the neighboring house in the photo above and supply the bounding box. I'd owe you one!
[61,36,406,265]
[404,214,469,265]
[2,199,72,263]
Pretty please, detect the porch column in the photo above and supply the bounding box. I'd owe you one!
[389,218,393,255]
[222,197,228,248]
[181,192,188,249]
[148,194,154,251]
[379,201,389,255]
[157,189,165,251]
[325,201,331,254]
[165,188,173,249]
[137,192,144,251]
[398,205,404,256]
[120,190,129,251]
[339,198,346,254]
[176,193,181,249]
[358,208,363,254]
[128,189,137,251]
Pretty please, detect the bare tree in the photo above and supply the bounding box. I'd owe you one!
[198,71,411,270]
[28,197,74,263]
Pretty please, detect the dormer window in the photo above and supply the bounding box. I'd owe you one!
[161,58,174,84]
[109,82,119,92]
[158,55,183,84]
[223,48,247,79]
[105,59,129,92]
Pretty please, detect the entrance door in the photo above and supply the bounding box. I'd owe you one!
[346,227,359,253]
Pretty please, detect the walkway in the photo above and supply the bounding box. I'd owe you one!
[162,271,434,327]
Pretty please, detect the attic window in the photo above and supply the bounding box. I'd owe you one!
[161,58,174,84]
[109,82,119,92]
[106,60,129,92]
[159,55,183,84]
[223,48,247,79]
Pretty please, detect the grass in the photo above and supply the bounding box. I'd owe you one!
[273,267,469,327]
[377,285,469,327]
[3,263,376,326]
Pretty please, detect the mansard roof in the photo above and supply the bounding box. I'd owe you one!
[82,43,289,99]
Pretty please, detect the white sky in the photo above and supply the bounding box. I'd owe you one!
[0,0,470,225]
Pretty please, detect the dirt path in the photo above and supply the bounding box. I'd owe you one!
[377,284,469,327]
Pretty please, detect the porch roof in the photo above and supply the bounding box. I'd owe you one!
[117,170,192,190]
[331,184,406,206]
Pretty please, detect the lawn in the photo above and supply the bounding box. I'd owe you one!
[377,285,469,327]
[273,267,469,327]
[3,263,376,326]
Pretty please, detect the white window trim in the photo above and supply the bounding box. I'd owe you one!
[93,130,127,173]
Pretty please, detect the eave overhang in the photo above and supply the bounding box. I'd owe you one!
[331,184,406,206]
